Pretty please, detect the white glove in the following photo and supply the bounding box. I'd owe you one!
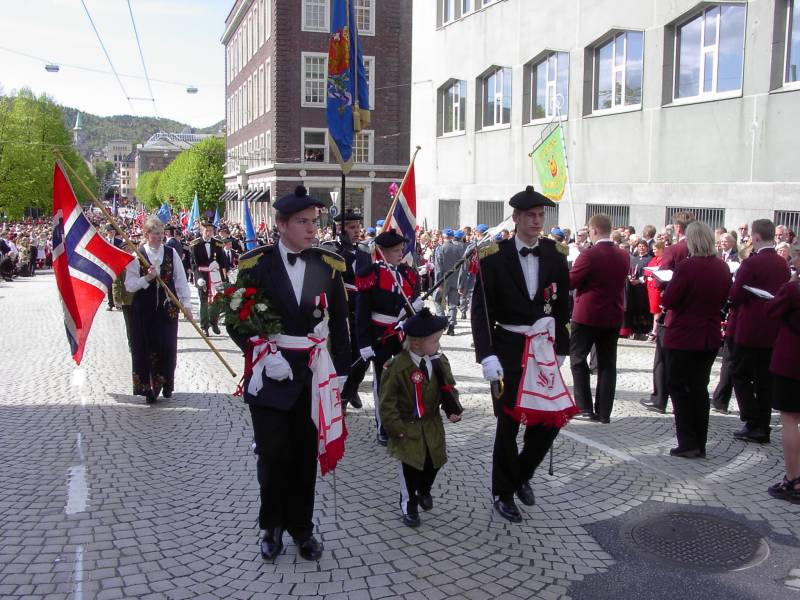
[360,346,375,362]
[412,297,424,312]
[263,351,293,381]
[197,278,206,288]
[556,355,566,367]
[481,355,504,382]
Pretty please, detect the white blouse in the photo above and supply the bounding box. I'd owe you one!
[125,245,192,310]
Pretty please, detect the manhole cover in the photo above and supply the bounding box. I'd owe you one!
[623,512,769,572]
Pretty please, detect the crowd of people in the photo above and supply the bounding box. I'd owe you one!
[2,192,798,562]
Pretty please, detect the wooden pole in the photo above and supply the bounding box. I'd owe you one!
[54,152,237,377]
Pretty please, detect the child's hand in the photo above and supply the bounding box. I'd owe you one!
[448,414,461,423]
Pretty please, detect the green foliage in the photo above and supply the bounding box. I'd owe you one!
[0,89,97,219]
[153,137,225,211]
[135,170,163,210]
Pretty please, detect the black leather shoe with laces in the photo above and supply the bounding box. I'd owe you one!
[494,498,522,523]
[295,536,323,561]
[516,483,535,506]
[260,528,284,560]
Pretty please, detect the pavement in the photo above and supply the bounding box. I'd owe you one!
[1,271,799,600]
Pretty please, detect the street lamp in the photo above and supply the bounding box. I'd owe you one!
[186,86,198,94]
[45,64,60,73]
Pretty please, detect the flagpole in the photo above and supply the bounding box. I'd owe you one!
[381,145,421,231]
[54,152,237,378]
[555,100,579,236]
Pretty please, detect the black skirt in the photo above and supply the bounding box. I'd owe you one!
[772,374,800,413]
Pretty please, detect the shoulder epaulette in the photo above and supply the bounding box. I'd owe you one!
[382,356,396,370]
[556,242,569,256]
[310,246,346,273]
[237,244,273,271]
[478,240,500,260]
[190,238,202,246]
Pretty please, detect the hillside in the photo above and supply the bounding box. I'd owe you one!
[59,105,224,155]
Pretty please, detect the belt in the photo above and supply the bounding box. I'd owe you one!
[344,283,358,293]
[371,311,401,326]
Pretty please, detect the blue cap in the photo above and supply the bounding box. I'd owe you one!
[366,227,376,235]
[494,232,503,241]
[550,227,564,237]
[453,230,465,240]
[443,228,454,237]
[376,219,385,227]
[476,224,489,233]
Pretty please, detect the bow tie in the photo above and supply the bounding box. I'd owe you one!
[519,246,540,258]
[287,251,305,265]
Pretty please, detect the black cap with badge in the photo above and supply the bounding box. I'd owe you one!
[403,308,448,338]
[333,211,364,223]
[273,185,326,215]
[509,185,556,209]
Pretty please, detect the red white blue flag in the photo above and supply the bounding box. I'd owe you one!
[383,163,417,262]
[52,162,133,364]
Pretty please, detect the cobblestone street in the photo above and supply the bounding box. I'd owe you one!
[1,272,799,600]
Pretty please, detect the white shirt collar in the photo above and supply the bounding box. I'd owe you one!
[514,235,539,253]
[278,239,304,261]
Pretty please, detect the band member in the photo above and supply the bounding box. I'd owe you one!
[355,229,422,445]
[191,222,227,336]
[472,186,574,523]
[322,211,371,409]
[227,186,350,562]
[569,213,630,422]
[434,229,463,335]
[459,224,488,319]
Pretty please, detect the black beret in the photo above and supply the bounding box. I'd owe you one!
[333,211,364,223]
[374,228,406,248]
[403,308,448,338]
[273,185,325,214]
[509,185,556,209]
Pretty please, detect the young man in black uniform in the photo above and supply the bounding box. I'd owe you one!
[321,211,372,409]
[190,222,227,335]
[471,186,572,523]
[355,229,423,445]
[228,186,351,562]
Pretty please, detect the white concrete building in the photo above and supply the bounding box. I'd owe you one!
[410,0,800,233]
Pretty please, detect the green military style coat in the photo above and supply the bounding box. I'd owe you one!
[379,351,457,471]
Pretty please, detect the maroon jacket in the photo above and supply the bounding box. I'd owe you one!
[766,281,800,381]
[569,240,630,328]
[729,248,791,348]
[661,238,689,270]
[661,256,731,351]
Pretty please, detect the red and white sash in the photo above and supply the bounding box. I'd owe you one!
[198,261,222,301]
[497,318,578,428]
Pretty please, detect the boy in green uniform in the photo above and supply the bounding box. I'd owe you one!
[379,308,463,527]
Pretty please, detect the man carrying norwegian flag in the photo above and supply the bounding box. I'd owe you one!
[471,186,577,524]
[52,162,134,364]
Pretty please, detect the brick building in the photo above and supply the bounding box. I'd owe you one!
[221,0,413,228]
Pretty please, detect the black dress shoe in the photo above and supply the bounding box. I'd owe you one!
[516,483,535,506]
[202,328,210,337]
[211,322,221,334]
[733,427,770,443]
[447,325,455,336]
[669,447,702,458]
[162,388,172,399]
[402,511,421,527]
[639,399,666,414]
[418,492,433,511]
[348,393,362,409]
[574,411,596,421]
[711,401,728,414]
[598,416,610,424]
[260,528,284,560]
[494,498,523,523]
[145,393,156,404]
[295,536,323,561]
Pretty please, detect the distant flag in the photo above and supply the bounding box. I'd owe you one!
[111,193,118,217]
[155,202,171,224]
[52,162,133,364]
[326,0,370,174]
[383,161,417,263]
[134,203,146,227]
[242,194,257,251]
[188,192,201,231]
[179,209,188,231]
[213,207,220,229]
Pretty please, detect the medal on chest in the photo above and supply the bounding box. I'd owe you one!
[543,282,557,315]
[313,293,328,319]
[410,370,426,418]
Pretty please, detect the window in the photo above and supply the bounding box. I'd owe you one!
[483,0,500,6]
[302,128,328,162]
[303,0,329,32]
[265,0,271,41]
[244,79,249,124]
[479,67,512,128]
[442,0,456,24]
[675,4,746,100]
[439,200,461,230]
[586,203,631,228]
[363,56,376,109]
[244,20,249,63]
[355,0,375,35]
[775,210,800,233]
[302,52,328,107]
[265,130,272,161]
[593,31,644,111]
[353,130,374,163]
[530,51,569,121]
[438,79,467,135]
[788,0,800,83]
[257,67,263,116]
[265,59,271,113]
[477,201,504,226]
[462,0,474,15]
[665,207,726,230]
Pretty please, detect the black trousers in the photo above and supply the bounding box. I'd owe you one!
[711,338,734,411]
[249,387,318,540]
[400,452,438,515]
[666,348,717,452]
[197,285,210,329]
[107,287,115,309]
[492,412,558,500]
[569,323,619,419]
[649,322,669,410]
[731,345,774,432]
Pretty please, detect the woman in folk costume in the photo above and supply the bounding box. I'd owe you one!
[471,186,577,523]
[379,308,462,528]
[124,217,192,404]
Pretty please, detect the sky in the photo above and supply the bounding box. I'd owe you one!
[0,0,231,128]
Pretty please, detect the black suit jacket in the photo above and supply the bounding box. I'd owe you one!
[190,238,226,284]
[471,237,570,367]
[227,246,351,410]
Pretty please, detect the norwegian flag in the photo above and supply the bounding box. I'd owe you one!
[134,203,146,227]
[383,162,417,262]
[52,162,133,364]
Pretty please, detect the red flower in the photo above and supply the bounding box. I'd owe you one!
[224,286,237,297]
[244,287,258,297]
[243,298,256,310]
[239,308,251,321]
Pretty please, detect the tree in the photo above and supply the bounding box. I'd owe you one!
[135,170,162,209]
[153,137,225,211]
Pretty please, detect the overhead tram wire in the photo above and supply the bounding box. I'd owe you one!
[79,0,138,115]
[126,0,159,119]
